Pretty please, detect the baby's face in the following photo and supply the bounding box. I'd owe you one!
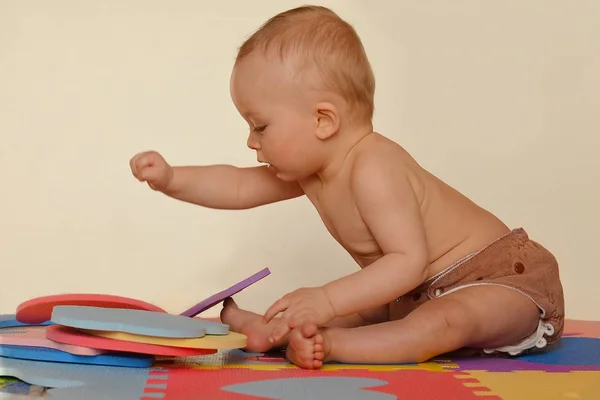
[230,52,325,181]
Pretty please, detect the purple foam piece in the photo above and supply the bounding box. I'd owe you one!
[180,268,270,317]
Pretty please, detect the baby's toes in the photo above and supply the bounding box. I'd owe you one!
[314,349,324,361]
[300,323,318,338]
[287,328,316,368]
[314,333,324,345]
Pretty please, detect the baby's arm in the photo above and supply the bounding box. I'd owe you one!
[164,164,304,209]
[323,152,429,317]
[131,151,304,209]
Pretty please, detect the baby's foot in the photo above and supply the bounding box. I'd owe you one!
[286,324,330,369]
[220,298,285,352]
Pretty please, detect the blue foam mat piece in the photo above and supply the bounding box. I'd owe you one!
[519,337,600,366]
[0,355,152,399]
[0,345,153,368]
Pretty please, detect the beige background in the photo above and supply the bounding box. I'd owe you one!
[1,1,599,320]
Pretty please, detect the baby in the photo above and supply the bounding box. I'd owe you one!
[129,5,564,369]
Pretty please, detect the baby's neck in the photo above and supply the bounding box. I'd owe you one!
[316,122,374,183]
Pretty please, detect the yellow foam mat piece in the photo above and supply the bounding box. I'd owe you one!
[181,352,457,372]
[461,370,600,399]
[80,329,247,350]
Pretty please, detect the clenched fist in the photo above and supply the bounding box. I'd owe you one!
[130,151,174,192]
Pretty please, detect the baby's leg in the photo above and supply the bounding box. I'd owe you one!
[220,298,371,353]
[286,285,541,367]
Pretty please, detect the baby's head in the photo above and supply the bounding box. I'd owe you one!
[230,5,375,181]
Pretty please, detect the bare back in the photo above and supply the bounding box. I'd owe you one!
[300,132,510,278]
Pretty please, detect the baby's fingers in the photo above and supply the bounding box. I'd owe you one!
[269,320,291,344]
[129,154,143,179]
[288,311,315,329]
[130,152,153,180]
[262,298,288,323]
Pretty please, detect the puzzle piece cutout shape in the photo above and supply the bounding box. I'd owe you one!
[222,377,396,400]
[82,328,247,350]
[46,325,217,357]
[0,326,106,356]
[51,306,228,338]
[0,345,153,368]
[16,294,166,324]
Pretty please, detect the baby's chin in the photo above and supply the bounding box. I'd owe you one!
[261,162,306,182]
[270,165,295,181]
[271,166,288,180]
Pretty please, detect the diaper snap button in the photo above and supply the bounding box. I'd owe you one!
[434,288,443,297]
[544,323,555,336]
[514,262,525,274]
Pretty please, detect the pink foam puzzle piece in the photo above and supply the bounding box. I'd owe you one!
[45,325,217,357]
[16,294,166,325]
[0,326,106,356]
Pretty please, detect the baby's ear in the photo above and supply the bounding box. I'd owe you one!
[315,102,339,140]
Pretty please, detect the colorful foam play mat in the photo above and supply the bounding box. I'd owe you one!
[0,318,598,399]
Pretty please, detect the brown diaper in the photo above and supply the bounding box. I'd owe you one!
[396,228,565,355]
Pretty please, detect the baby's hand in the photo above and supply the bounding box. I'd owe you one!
[130,151,174,192]
[262,286,335,343]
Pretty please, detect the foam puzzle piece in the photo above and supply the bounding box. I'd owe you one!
[0,355,152,399]
[0,314,52,328]
[82,328,248,350]
[180,267,271,317]
[453,337,600,373]
[222,377,396,400]
[46,325,217,357]
[51,306,226,338]
[0,345,153,368]
[2,319,600,399]
[0,326,106,356]
[463,369,600,400]
[519,337,600,367]
[16,293,166,325]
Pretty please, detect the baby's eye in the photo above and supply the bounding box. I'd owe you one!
[253,125,267,133]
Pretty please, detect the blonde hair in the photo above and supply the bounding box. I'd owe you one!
[236,5,376,123]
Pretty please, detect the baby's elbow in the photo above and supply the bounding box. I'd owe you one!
[388,249,429,282]
[404,247,429,282]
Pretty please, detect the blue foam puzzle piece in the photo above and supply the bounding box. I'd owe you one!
[0,315,52,328]
[0,345,153,368]
[519,337,600,366]
[51,305,228,338]
[222,377,395,400]
[0,355,151,399]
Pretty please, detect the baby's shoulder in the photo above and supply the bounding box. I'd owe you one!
[348,132,421,188]
[351,133,417,172]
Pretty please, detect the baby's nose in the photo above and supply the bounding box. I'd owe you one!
[246,133,261,150]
